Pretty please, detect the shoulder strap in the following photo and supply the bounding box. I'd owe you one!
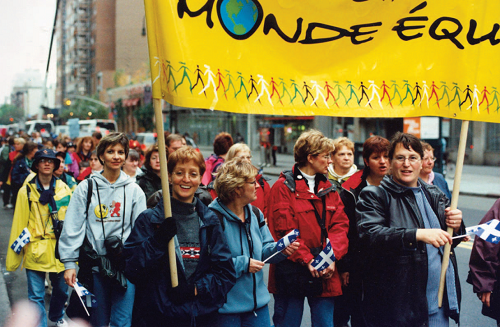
[251,205,266,228]
[86,178,93,215]
[211,208,225,231]
[27,184,31,211]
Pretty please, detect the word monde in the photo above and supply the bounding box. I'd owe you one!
[177,0,500,49]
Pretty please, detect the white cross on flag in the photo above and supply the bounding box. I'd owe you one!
[466,219,500,244]
[276,229,300,252]
[311,238,336,272]
[74,282,97,308]
[10,228,31,254]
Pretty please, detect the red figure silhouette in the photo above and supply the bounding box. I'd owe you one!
[324,82,339,108]
[216,69,228,100]
[479,86,491,113]
[380,81,393,108]
[429,81,440,109]
[110,201,121,217]
[269,78,283,105]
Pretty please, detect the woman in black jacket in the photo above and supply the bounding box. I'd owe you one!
[136,145,162,201]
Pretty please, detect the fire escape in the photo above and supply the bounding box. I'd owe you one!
[76,0,92,95]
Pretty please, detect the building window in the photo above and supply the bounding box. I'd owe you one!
[487,123,500,151]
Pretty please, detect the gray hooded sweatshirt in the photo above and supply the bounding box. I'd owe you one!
[59,171,147,270]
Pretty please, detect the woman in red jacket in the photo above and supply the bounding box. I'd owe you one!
[267,129,349,327]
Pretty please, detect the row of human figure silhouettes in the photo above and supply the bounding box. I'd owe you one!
[156,60,500,112]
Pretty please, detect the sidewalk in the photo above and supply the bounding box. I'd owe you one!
[199,146,500,198]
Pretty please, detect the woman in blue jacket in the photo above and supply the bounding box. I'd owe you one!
[124,146,236,327]
[209,158,299,327]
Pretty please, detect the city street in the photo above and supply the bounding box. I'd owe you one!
[0,168,499,326]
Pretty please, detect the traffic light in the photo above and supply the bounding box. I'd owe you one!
[9,118,14,122]
[64,99,71,106]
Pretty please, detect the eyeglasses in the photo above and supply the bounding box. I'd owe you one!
[40,158,54,164]
[422,157,436,162]
[245,180,257,186]
[394,155,421,164]
[173,171,200,180]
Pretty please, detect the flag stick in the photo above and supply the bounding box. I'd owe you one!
[75,291,90,316]
[438,120,469,307]
[451,234,469,240]
[153,98,178,288]
[263,250,283,263]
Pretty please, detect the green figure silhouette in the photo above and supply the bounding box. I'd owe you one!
[390,80,402,105]
[174,62,193,93]
[164,61,178,93]
[400,80,413,106]
[438,81,450,105]
[345,81,359,105]
[224,70,237,98]
[490,87,500,113]
[448,83,462,109]
[332,81,347,105]
[234,72,249,99]
[290,79,304,104]
[278,78,292,103]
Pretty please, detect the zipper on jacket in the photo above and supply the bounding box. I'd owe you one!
[241,207,258,313]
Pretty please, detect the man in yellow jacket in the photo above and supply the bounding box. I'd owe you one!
[6,149,72,327]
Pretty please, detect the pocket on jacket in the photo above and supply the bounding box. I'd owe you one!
[30,239,50,263]
[272,202,294,232]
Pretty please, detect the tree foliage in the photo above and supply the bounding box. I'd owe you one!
[133,103,155,132]
[0,104,24,124]
[59,97,109,120]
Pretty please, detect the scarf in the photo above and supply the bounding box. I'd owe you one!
[37,177,57,213]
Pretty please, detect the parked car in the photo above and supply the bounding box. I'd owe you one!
[136,132,157,149]
[25,120,54,138]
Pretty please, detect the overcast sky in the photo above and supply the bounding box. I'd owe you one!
[0,0,57,104]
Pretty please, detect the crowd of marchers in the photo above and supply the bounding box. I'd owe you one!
[3,128,500,327]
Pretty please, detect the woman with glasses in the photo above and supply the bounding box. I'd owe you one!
[209,158,299,326]
[124,146,236,327]
[267,129,349,327]
[420,141,452,200]
[205,143,271,219]
[136,145,162,201]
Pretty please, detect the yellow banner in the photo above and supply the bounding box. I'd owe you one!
[145,0,500,123]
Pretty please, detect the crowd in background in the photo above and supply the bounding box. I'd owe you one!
[1,127,500,327]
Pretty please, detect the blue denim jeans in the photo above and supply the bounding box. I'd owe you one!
[26,269,68,327]
[273,294,335,327]
[217,305,270,327]
[91,272,135,327]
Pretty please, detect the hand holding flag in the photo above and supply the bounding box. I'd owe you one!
[10,228,31,254]
[311,238,336,272]
[263,229,300,263]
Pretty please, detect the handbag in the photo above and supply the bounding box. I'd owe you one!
[274,247,323,297]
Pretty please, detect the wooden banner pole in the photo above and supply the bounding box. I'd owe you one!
[153,98,178,287]
[438,120,469,307]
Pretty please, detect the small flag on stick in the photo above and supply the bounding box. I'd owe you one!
[263,229,300,263]
[466,219,500,244]
[74,281,97,313]
[10,228,31,254]
[311,238,336,272]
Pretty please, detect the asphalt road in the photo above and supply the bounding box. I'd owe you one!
[0,190,497,326]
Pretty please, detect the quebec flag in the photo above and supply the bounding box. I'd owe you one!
[276,229,300,252]
[10,228,31,254]
[312,238,336,272]
[74,282,97,307]
[466,219,500,244]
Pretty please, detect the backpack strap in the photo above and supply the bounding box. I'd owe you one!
[27,184,31,211]
[251,205,266,228]
[210,204,265,232]
[86,178,93,215]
